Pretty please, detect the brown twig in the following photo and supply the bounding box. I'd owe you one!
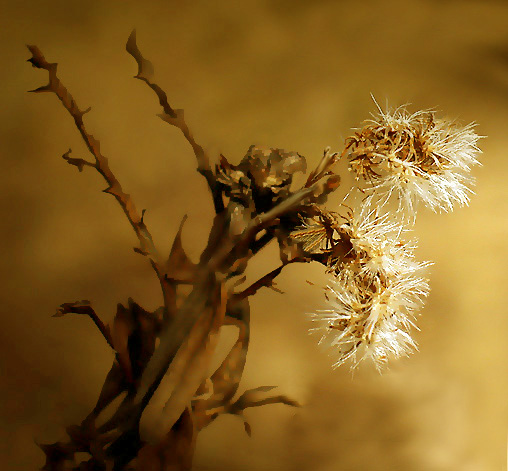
[61,148,96,172]
[234,257,306,300]
[26,44,171,312]
[54,300,114,349]
[125,30,224,214]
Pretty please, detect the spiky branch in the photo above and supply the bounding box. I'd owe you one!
[126,30,224,215]
[26,45,167,302]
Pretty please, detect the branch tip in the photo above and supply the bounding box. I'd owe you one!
[62,148,95,172]
[80,106,92,116]
[125,32,224,213]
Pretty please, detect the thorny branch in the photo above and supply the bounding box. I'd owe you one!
[26,44,168,304]
[234,257,308,300]
[54,300,114,349]
[126,30,225,214]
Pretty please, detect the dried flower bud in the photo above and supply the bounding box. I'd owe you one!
[311,203,430,370]
[216,146,307,211]
[216,156,253,205]
[238,145,306,197]
[347,105,481,213]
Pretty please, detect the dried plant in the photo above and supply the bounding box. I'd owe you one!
[27,32,481,471]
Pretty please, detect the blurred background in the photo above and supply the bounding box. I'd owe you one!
[1,0,507,469]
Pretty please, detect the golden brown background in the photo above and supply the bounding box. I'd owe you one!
[2,0,507,469]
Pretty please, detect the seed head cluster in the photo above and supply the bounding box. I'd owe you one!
[310,204,430,370]
[292,102,481,371]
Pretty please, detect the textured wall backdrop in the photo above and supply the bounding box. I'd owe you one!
[1,0,507,470]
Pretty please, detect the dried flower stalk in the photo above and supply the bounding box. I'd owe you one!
[27,31,481,471]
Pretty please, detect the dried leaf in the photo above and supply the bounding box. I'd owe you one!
[109,300,162,387]
[153,282,227,433]
[111,303,134,385]
[192,298,250,430]
[244,385,277,393]
[165,215,195,282]
[231,386,301,413]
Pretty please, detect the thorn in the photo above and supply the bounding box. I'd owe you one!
[269,284,284,294]
[243,420,252,437]
[133,247,148,256]
[219,153,230,169]
[28,85,51,93]
[127,29,137,48]
[141,209,146,224]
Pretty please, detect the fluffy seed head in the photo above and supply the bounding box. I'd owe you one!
[346,104,481,213]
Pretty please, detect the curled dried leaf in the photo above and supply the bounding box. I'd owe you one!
[192,298,250,430]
